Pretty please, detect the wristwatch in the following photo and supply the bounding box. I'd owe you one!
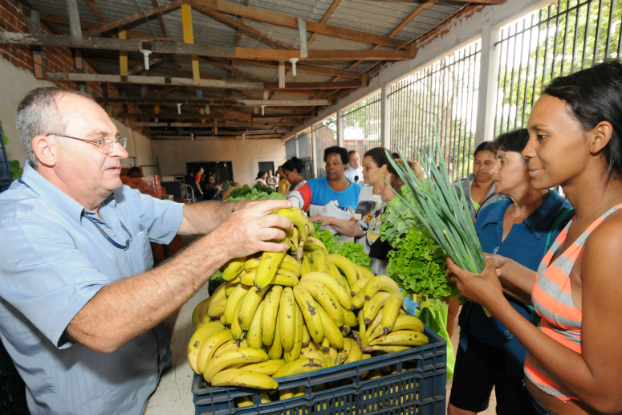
[231,200,241,213]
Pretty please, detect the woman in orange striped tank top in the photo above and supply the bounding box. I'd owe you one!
[448,61,622,415]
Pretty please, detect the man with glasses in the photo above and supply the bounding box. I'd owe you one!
[0,88,292,415]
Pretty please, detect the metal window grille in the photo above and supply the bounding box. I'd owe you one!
[0,125,12,192]
[389,40,481,180]
[494,0,622,135]
[296,130,314,180]
[341,92,382,155]
[313,115,337,178]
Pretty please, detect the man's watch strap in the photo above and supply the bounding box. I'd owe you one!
[231,200,241,213]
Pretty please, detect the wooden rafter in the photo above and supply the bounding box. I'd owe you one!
[84,0,183,36]
[82,0,105,23]
[0,33,415,61]
[230,0,249,78]
[368,0,504,4]
[307,0,341,46]
[188,0,406,48]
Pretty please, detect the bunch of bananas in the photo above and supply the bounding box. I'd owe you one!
[188,207,429,394]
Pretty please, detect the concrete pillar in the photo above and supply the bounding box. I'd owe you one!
[475,23,501,145]
[337,110,344,147]
[381,83,391,149]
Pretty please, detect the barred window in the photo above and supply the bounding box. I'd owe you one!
[494,0,622,135]
[341,92,382,156]
[389,40,481,180]
[313,115,337,178]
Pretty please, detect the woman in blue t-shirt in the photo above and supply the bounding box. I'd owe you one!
[288,146,362,215]
[448,129,573,415]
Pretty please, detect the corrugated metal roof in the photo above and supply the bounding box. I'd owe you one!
[23,0,477,137]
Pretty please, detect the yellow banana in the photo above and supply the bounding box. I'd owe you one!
[231,298,245,340]
[219,315,226,325]
[369,330,429,347]
[341,307,357,327]
[303,237,328,255]
[261,285,282,346]
[358,307,368,346]
[364,275,401,300]
[288,226,300,253]
[192,297,211,328]
[196,329,234,374]
[279,385,305,401]
[300,346,328,367]
[293,285,324,344]
[321,337,331,353]
[211,368,277,389]
[279,287,296,352]
[284,303,303,362]
[328,345,338,367]
[316,304,344,349]
[272,358,324,379]
[311,250,328,273]
[331,266,350,290]
[281,254,300,267]
[298,280,343,327]
[365,309,384,339]
[300,256,313,276]
[207,298,227,318]
[351,291,366,309]
[268,309,284,359]
[222,257,246,281]
[337,336,352,365]
[278,262,301,277]
[245,257,260,271]
[363,291,392,325]
[344,337,363,364]
[255,247,288,289]
[361,345,411,354]
[300,272,352,310]
[274,207,309,239]
[357,265,375,280]
[350,277,371,297]
[301,324,310,348]
[240,270,298,287]
[306,221,315,237]
[224,280,239,296]
[187,321,225,374]
[238,286,270,330]
[237,392,271,407]
[203,347,268,383]
[224,284,251,325]
[368,315,424,342]
[381,292,404,335]
[341,325,350,336]
[214,339,238,357]
[242,359,286,376]
[327,254,359,286]
[246,301,264,349]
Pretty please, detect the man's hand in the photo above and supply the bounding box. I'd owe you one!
[205,199,293,259]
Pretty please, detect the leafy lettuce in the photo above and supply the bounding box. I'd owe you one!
[226,184,285,201]
[314,227,371,268]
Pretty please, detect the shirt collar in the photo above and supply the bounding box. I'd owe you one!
[19,162,87,224]
[485,191,566,240]
[522,190,567,240]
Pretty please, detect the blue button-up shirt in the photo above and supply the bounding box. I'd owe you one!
[0,162,184,415]
[458,190,573,375]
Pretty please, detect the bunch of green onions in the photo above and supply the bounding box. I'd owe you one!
[385,139,486,275]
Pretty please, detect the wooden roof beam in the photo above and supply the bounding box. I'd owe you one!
[85,0,183,36]
[307,0,341,46]
[114,112,312,119]
[188,0,405,48]
[0,33,415,60]
[368,0,504,4]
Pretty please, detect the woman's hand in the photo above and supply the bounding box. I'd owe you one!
[310,214,333,226]
[446,256,506,314]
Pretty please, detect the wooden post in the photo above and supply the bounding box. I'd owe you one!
[181,4,200,85]
[298,18,308,59]
[28,10,43,79]
[75,50,84,72]
[119,30,128,76]
[66,0,82,41]
[278,61,285,88]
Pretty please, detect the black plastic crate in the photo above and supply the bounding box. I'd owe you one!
[192,326,447,415]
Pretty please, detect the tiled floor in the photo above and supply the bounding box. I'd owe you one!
[446,311,497,415]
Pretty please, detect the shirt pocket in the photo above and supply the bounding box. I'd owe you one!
[130,224,154,273]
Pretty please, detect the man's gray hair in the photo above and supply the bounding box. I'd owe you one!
[16,87,96,168]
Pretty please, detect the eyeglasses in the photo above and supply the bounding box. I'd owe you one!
[47,132,127,154]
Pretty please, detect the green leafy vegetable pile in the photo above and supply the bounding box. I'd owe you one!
[314,225,371,268]
[226,184,285,201]
[380,185,457,300]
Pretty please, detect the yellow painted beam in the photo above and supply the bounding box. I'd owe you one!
[119,30,128,76]
[154,104,160,114]
[181,4,200,85]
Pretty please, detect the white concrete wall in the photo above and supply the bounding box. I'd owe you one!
[0,57,156,175]
[284,0,552,141]
[151,139,287,186]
